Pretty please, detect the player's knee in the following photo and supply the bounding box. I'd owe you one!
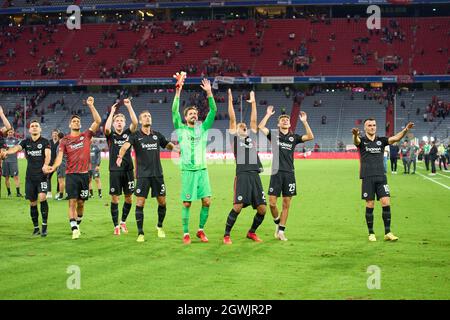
[136,198,145,207]
[124,195,132,204]
[201,198,211,207]
[77,200,84,209]
[30,200,38,206]
[233,204,242,213]
[257,205,267,215]
[269,197,277,208]
[183,201,191,208]
[111,195,119,204]
[157,197,166,207]
[39,194,47,202]
[380,197,390,206]
[366,200,375,208]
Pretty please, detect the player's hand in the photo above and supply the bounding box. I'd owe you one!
[299,111,307,122]
[352,128,360,136]
[228,88,233,97]
[266,105,275,116]
[86,96,95,107]
[246,91,255,104]
[0,149,6,159]
[173,71,186,89]
[200,78,212,94]
[116,157,122,167]
[110,102,119,113]
[42,165,51,174]
[405,122,414,130]
[123,99,132,108]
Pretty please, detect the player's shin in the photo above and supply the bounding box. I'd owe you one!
[121,201,132,222]
[111,202,119,227]
[199,206,209,229]
[157,205,166,228]
[30,205,39,230]
[249,212,265,233]
[382,206,391,234]
[182,206,190,234]
[224,209,239,236]
[136,206,144,235]
[366,207,375,234]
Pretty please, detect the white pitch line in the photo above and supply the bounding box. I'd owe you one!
[416,172,450,190]
[417,164,450,179]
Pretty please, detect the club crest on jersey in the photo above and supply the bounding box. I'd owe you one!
[363,193,368,197]
[289,137,294,142]
[136,189,141,193]
[153,135,158,140]
[186,194,191,200]
[80,136,84,141]
[110,188,115,193]
[123,134,128,139]
[237,196,243,201]
[376,141,382,146]
[37,144,42,149]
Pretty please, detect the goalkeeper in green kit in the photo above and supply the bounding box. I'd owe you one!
[172,72,217,244]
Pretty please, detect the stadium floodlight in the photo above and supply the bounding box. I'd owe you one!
[422,136,428,142]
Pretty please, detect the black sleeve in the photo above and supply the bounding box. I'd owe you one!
[158,132,169,149]
[266,131,272,141]
[19,139,27,150]
[127,133,136,146]
[296,134,304,144]
[381,137,389,147]
[43,139,50,149]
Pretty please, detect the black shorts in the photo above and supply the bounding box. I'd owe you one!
[25,176,48,201]
[361,176,390,201]
[57,164,66,178]
[268,171,297,197]
[135,176,166,199]
[2,162,18,177]
[89,169,100,179]
[66,173,90,200]
[233,172,267,209]
[109,170,135,196]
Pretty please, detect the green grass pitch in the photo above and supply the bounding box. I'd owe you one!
[0,159,449,299]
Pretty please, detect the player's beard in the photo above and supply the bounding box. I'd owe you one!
[188,118,196,125]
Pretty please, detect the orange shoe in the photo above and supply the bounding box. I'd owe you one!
[246,232,262,242]
[183,234,191,245]
[196,230,209,243]
[223,235,232,245]
[113,226,120,236]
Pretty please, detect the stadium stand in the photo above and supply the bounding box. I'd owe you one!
[0,17,449,80]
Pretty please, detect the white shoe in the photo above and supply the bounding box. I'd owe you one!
[277,231,288,241]
[72,229,80,240]
[368,234,377,242]
[274,224,279,239]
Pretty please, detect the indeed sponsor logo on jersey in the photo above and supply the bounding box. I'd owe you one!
[27,150,43,157]
[70,141,85,150]
[114,139,126,146]
[141,142,158,150]
[277,141,293,150]
[365,146,382,153]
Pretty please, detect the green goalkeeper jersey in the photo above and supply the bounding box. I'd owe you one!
[172,96,217,171]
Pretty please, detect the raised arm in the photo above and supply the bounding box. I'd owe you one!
[248,91,257,133]
[299,111,314,142]
[258,105,275,136]
[87,96,102,133]
[228,89,237,134]
[124,99,138,133]
[0,105,12,135]
[104,102,119,136]
[200,78,217,130]
[388,122,414,144]
[116,141,131,167]
[352,127,361,146]
[172,72,186,129]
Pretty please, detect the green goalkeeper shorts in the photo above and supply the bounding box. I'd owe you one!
[181,169,212,202]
